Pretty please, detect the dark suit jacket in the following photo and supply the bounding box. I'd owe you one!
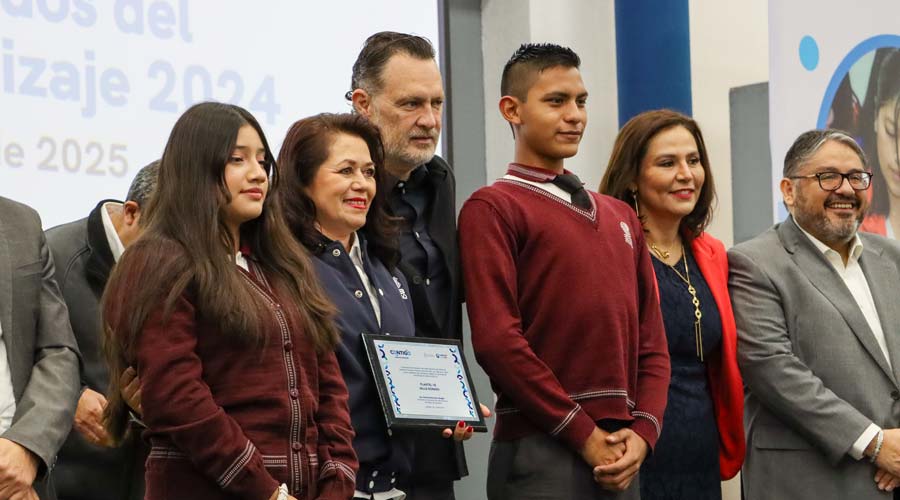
[385,156,467,483]
[0,196,81,500]
[45,200,145,500]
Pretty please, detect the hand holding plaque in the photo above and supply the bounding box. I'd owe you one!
[362,334,488,432]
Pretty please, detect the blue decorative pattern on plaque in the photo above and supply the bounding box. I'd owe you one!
[377,343,402,415]
[449,347,476,418]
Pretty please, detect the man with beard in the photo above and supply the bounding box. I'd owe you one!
[729,129,900,499]
[347,31,475,499]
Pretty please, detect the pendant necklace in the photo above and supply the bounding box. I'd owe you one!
[668,244,704,361]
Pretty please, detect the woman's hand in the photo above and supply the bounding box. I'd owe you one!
[441,421,474,441]
[440,404,492,441]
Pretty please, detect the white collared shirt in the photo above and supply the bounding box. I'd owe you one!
[501,174,572,203]
[349,233,381,326]
[100,202,127,262]
[0,311,14,433]
[794,219,888,459]
[234,251,249,272]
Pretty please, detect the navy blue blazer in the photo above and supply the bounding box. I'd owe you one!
[313,235,415,494]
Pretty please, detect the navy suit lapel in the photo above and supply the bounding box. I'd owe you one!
[360,249,412,337]
[779,219,898,387]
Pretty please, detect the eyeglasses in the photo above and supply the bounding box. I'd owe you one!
[787,171,874,191]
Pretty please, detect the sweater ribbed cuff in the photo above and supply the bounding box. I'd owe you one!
[230,467,280,500]
[315,473,356,500]
[630,412,662,450]
[554,408,597,452]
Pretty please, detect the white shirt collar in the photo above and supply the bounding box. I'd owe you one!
[501,174,572,203]
[349,232,364,266]
[234,251,249,271]
[792,217,864,265]
[100,202,127,262]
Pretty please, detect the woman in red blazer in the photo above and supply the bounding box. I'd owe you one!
[600,109,744,499]
[101,102,357,500]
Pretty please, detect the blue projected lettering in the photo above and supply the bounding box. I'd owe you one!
[113,0,192,42]
[147,60,280,123]
[0,0,98,27]
[1,40,130,117]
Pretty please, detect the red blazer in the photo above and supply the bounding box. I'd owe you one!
[692,232,745,479]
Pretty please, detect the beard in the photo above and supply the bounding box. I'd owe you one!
[382,127,438,171]
[387,134,436,167]
[792,190,865,245]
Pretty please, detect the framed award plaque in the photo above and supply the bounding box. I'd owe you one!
[362,334,488,431]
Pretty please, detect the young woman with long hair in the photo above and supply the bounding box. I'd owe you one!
[102,102,358,500]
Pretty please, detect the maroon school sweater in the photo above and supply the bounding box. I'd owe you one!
[106,239,357,500]
[459,165,670,452]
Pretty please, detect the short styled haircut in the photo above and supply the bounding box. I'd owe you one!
[783,129,867,178]
[125,160,160,207]
[346,31,436,100]
[500,43,581,100]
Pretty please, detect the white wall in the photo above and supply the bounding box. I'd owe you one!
[689,0,770,248]
[689,1,769,497]
[482,0,619,188]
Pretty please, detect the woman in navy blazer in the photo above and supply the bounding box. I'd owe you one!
[277,113,473,500]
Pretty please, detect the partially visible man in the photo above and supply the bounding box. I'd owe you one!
[348,32,468,499]
[730,129,900,499]
[45,161,159,500]
[0,196,81,500]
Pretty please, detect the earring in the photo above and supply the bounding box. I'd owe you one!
[631,190,640,218]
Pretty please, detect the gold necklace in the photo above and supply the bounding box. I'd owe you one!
[668,244,704,361]
[649,243,670,260]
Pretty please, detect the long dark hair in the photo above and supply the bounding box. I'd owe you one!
[861,48,900,216]
[599,109,717,238]
[278,112,400,267]
[101,102,339,443]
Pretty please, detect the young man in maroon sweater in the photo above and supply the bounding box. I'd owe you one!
[459,43,670,499]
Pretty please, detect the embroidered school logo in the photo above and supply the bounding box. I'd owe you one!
[393,276,408,300]
[620,221,633,248]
